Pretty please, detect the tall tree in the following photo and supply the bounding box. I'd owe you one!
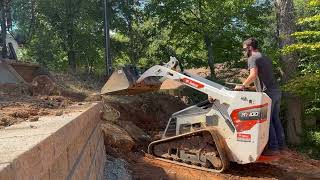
[146,0,273,77]
[12,0,104,72]
[109,0,148,65]
[38,0,85,71]
[283,0,320,129]
[275,0,302,144]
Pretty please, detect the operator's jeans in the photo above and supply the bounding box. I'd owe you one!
[266,90,285,151]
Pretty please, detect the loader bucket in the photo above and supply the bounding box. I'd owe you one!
[0,60,54,84]
[101,66,162,95]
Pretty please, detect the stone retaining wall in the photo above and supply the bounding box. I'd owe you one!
[0,102,105,180]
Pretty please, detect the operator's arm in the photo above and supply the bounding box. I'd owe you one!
[235,67,258,90]
[242,67,258,87]
[235,56,258,90]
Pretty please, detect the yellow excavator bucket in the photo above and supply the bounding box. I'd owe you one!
[101,66,162,95]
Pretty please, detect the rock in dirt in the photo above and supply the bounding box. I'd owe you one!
[0,84,31,97]
[10,111,30,119]
[31,75,56,96]
[104,155,132,180]
[29,116,39,122]
[55,110,63,116]
[39,110,50,116]
[85,93,101,101]
[118,121,151,142]
[101,123,135,153]
[58,89,87,101]
[0,116,11,126]
[100,104,120,122]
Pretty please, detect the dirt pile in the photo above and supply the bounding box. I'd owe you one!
[184,64,249,83]
[102,93,187,136]
[101,123,135,155]
[214,63,249,83]
[0,94,75,129]
[30,75,56,96]
[0,80,90,129]
[158,65,248,91]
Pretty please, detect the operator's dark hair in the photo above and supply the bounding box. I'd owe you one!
[243,38,259,50]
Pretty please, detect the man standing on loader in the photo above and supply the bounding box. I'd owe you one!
[234,37,285,156]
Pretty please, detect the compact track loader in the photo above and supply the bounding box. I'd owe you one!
[101,57,272,172]
[0,33,54,86]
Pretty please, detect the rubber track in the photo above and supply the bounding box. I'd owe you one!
[148,128,230,173]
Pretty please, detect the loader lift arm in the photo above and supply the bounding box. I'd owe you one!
[137,57,234,105]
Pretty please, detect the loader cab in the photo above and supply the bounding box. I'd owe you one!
[162,100,216,138]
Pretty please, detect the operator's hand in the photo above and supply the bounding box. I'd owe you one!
[234,85,245,91]
[208,96,214,103]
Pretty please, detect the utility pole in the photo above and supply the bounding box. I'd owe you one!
[103,0,112,76]
[0,0,8,59]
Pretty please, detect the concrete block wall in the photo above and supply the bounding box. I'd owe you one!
[0,102,105,180]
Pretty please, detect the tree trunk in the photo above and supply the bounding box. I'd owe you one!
[66,26,76,71]
[67,49,76,72]
[275,0,298,81]
[103,0,112,76]
[28,0,35,43]
[0,0,8,59]
[275,0,302,145]
[204,35,216,79]
[126,0,137,65]
[285,95,303,144]
[65,1,77,72]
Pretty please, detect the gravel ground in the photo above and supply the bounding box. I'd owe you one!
[104,155,132,180]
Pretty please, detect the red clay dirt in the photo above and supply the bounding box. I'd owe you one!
[0,83,86,129]
[102,93,320,180]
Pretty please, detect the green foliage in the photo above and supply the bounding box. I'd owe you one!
[284,73,320,100]
[298,128,320,159]
[309,0,320,6]
[144,0,274,70]
[284,0,320,119]
[11,0,277,75]
[307,129,320,146]
[298,14,320,24]
[12,0,104,72]
[291,31,320,39]
[282,42,320,54]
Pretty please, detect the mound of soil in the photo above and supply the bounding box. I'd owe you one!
[102,93,187,135]
[0,82,86,129]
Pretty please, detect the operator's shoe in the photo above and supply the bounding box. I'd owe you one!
[261,149,281,156]
[279,146,290,156]
[257,155,280,162]
[257,149,280,162]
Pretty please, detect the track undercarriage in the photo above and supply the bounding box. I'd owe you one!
[148,129,230,172]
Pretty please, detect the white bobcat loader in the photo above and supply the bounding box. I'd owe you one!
[101,57,271,172]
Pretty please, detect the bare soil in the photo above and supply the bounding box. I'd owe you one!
[0,71,105,129]
[0,81,90,129]
[102,93,320,180]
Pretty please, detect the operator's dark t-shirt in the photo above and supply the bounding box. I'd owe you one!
[247,52,280,93]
